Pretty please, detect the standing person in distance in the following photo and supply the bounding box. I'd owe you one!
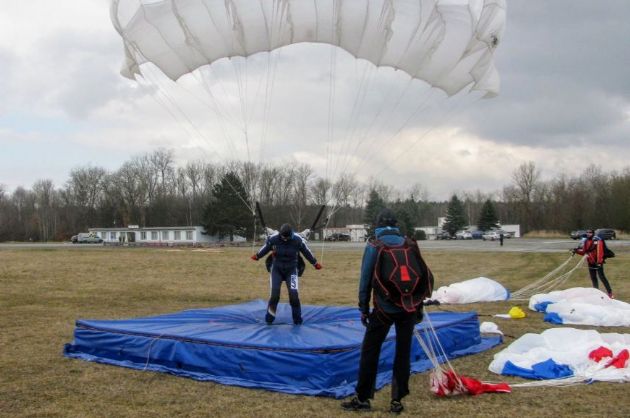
[341,208,433,414]
[573,228,614,298]
[251,223,322,325]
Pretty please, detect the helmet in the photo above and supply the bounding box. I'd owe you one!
[279,223,293,239]
[375,208,398,228]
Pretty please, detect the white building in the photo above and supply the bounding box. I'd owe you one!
[88,226,221,246]
[322,225,368,242]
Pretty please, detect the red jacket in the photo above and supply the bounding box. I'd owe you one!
[575,238,604,265]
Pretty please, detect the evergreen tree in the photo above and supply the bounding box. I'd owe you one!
[393,198,419,237]
[363,189,385,236]
[202,172,252,240]
[477,199,499,231]
[442,194,466,236]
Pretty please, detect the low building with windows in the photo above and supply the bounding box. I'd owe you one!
[88,226,220,246]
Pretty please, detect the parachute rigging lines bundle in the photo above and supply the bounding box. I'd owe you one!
[510,255,586,301]
[110,0,507,207]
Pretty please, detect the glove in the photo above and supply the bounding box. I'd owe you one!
[314,262,322,270]
[361,312,370,327]
[250,254,258,261]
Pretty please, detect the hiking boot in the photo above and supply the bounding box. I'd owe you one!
[294,318,303,325]
[389,400,404,414]
[340,396,371,411]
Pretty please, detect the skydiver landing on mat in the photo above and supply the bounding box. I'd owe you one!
[251,223,322,325]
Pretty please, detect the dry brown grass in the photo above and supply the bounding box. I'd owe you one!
[522,230,567,239]
[1,245,629,418]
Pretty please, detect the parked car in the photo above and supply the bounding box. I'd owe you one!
[497,230,512,238]
[570,230,587,240]
[436,231,454,240]
[596,228,616,240]
[456,230,473,240]
[325,232,351,242]
[470,230,484,239]
[482,231,501,241]
[73,232,103,244]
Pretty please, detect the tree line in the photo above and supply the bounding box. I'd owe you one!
[0,149,628,241]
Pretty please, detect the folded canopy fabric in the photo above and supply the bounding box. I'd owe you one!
[64,300,500,398]
[429,277,510,304]
[489,328,630,382]
[530,287,630,326]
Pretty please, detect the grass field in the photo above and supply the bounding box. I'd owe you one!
[1,244,629,417]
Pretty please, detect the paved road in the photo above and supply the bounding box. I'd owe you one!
[2,239,629,253]
[314,238,630,253]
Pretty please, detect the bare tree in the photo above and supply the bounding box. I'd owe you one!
[149,148,174,196]
[511,161,541,232]
[32,179,58,241]
[311,177,332,206]
[290,164,313,228]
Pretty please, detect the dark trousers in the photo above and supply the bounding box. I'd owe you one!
[266,265,301,323]
[355,310,416,401]
[588,264,612,294]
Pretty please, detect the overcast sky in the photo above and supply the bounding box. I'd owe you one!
[1,1,629,201]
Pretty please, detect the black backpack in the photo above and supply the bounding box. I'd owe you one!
[372,236,434,313]
[602,240,615,259]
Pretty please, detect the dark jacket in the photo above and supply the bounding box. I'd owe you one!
[358,226,407,315]
[256,232,317,269]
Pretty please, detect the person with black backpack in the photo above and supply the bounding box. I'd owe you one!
[572,228,614,298]
[341,209,433,414]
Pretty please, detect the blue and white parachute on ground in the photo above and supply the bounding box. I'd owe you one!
[111,0,506,96]
[64,300,501,397]
[429,277,509,304]
[530,287,630,327]
[489,328,630,382]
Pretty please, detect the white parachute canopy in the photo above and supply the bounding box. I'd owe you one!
[530,287,630,327]
[111,0,505,96]
[489,328,630,383]
[109,0,506,196]
[429,277,509,304]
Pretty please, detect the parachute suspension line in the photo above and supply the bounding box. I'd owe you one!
[258,0,281,165]
[329,0,401,182]
[366,92,482,179]
[138,66,241,160]
[510,255,586,301]
[169,0,245,133]
[413,312,466,392]
[232,58,252,164]
[134,70,253,214]
[329,61,375,183]
[133,3,248,163]
[129,3,246,163]
[332,73,415,182]
[126,46,255,215]
[416,310,512,394]
[325,28,338,189]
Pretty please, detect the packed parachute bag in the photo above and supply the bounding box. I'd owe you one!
[372,235,434,313]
